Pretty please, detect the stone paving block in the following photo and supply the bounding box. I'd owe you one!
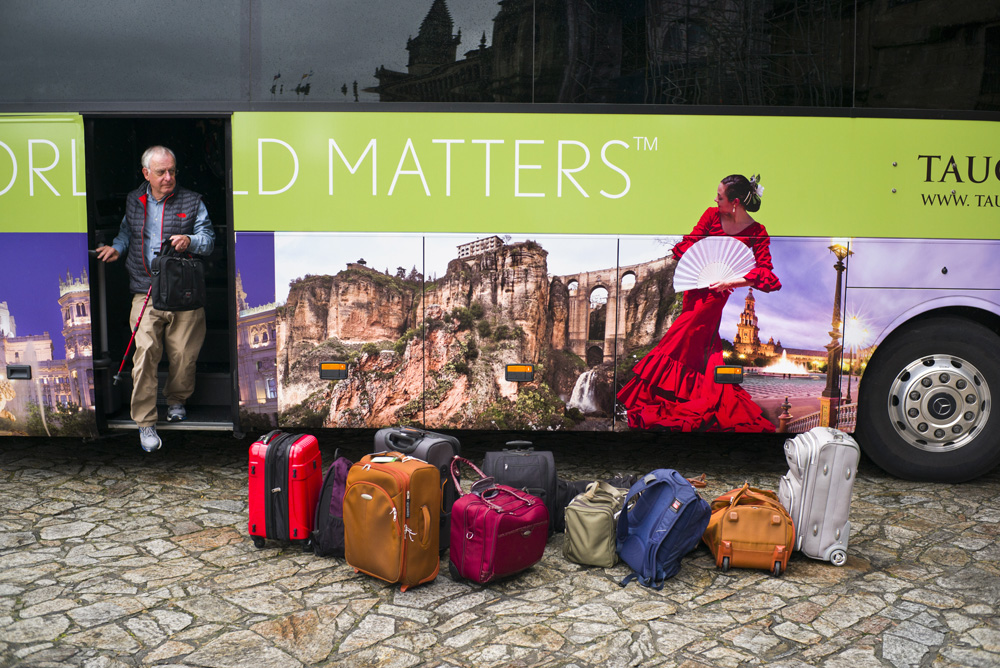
[185,630,301,668]
[249,605,344,663]
[968,626,1000,652]
[339,613,397,653]
[0,615,70,644]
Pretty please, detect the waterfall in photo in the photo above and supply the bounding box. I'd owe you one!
[568,369,600,414]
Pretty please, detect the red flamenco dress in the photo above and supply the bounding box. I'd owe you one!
[617,208,781,432]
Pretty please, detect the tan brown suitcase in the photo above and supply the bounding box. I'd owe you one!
[344,451,440,591]
[702,483,794,576]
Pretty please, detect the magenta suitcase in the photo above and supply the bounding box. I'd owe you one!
[447,457,549,584]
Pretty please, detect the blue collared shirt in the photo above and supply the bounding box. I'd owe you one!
[111,184,215,266]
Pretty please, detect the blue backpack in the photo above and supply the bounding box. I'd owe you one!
[616,469,711,589]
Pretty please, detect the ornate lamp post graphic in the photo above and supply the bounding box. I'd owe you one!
[842,312,872,404]
[820,239,853,427]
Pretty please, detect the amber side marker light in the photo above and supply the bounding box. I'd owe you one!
[505,364,535,382]
[319,362,349,380]
[714,365,744,384]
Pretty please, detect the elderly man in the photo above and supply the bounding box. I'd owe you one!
[96,146,215,452]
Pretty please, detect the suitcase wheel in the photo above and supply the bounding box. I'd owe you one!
[772,561,783,577]
[830,549,847,567]
[252,536,266,549]
[448,560,463,582]
[720,556,730,572]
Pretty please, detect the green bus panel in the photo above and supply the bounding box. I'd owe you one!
[0,114,88,234]
[231,112,1000,240]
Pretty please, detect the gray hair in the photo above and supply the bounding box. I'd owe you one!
[141,146,176,169]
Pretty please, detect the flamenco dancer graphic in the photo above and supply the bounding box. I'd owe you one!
[617,174,781,432]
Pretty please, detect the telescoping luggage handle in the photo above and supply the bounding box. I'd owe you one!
[504,440,533,450]
[260,429,283,445]
[449,456,538,512]
[386,426,425,452]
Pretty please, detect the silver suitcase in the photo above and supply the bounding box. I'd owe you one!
[778,427,860,566]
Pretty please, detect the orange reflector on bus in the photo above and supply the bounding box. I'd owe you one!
[319,361,349,380]
[505,364,534,382]
[714,365,744,384]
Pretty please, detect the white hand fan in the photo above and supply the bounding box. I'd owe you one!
[672,236,756,292]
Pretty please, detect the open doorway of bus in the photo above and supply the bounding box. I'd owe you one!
[85,117,237,435]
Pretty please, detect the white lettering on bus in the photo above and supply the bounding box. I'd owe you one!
[558,140,591,198]
[432,139,465,196]
[472,139,503,197]
[515,140,545,198]
[248,136,633,199]
[388,138,430,196]
[71,139,85,197]
[0,141,16,197]
[330,138,377,196]
[258,138,299,195]
[29,139,60,197]
[600,140,631,199]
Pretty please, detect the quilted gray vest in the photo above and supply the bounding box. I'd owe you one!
[123,185,202,294]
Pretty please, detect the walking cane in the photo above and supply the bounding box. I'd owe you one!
[113,286,153,386]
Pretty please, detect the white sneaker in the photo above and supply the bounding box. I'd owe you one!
[167,404,187,422]
[139,426,162,452]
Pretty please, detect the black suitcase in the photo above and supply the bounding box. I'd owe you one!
[373,426,461,551]
[483,441,561,533]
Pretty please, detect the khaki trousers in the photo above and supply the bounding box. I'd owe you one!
[129,293,206,427]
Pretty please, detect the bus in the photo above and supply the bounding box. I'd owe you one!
[1,0,998,483]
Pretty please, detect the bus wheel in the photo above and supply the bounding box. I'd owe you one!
[856,318,1000,482]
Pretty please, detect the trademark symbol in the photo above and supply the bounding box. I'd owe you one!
[633,136,658,152]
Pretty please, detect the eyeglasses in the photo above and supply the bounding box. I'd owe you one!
[147,168,177,177]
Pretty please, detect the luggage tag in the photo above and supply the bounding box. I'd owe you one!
[371,455,399,463]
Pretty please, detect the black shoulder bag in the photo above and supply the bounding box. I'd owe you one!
[150,240,206,311]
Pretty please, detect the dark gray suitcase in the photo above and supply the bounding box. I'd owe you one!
[483,442,561,533]
[373,427,460,551]
[778,427,860,566]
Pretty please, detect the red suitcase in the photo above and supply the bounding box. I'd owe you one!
[448,457,549,584]
[248,430,323,548]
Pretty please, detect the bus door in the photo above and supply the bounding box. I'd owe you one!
[85,116,238,434]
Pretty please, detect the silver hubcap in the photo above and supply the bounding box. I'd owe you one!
[888,355,990,452]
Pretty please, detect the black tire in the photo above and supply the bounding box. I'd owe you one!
[251,536,266,549]
[772,561,782,577]
[448,560,462,582]
[855,317,1000,482]
[721,556,730,572]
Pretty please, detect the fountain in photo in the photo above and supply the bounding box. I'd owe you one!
[762,350,812,376]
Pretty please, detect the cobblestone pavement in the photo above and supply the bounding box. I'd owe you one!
[1,429,999,668]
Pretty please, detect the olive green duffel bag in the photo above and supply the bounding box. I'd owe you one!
[563,481,627,568]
